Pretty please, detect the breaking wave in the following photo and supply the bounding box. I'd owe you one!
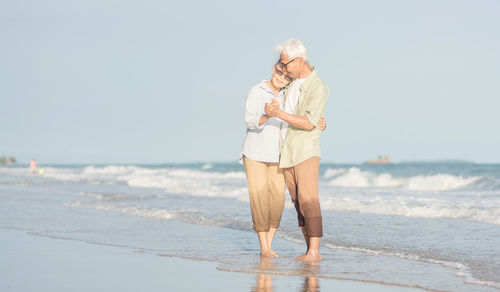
[325,167,481,191]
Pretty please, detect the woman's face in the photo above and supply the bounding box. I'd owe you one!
[271,63,292,89]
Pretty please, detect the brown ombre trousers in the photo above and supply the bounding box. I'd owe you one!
[283,156,323,237]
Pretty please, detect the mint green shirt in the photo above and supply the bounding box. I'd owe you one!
[279,69,329,168]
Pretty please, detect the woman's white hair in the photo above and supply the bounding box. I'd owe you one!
[275,39,308,61]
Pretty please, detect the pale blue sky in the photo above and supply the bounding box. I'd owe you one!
[1,0,499,164]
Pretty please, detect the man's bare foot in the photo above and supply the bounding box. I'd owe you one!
[295,252,321,262]
[294,254,307,261]
[270,250,279,258]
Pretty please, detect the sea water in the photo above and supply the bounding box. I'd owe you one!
[1,162,499,291]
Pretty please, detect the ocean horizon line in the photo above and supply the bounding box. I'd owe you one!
[4,159,500,167]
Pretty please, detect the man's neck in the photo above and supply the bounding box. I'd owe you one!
[298,64,313,79]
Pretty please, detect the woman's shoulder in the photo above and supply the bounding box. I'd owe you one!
[247,81,268,98]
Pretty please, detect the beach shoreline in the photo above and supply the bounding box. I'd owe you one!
[1,228,429,292]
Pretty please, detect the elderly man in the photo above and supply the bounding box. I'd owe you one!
[265,39,329,262]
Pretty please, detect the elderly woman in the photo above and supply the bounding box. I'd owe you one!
[239,62,325,258]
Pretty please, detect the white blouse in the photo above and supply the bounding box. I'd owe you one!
[239,81,284,164]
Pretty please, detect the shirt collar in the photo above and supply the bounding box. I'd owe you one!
[300,66,318,92]
[259,80,284,97]
[259,80,273,94]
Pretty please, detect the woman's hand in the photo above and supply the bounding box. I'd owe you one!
[317,116,326,131]
[265,99,280,117]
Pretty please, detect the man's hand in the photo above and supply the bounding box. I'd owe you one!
[317,116,326,131]
[265,99,280,117]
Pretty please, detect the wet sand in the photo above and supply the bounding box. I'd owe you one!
[1,228,429,292]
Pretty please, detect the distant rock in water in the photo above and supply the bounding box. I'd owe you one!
[364,155,391,165]
[0,156,16,165]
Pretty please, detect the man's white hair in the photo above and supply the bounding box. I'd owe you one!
[275,39,308,61]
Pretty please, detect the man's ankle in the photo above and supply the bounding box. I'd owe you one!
[307,249,320,256]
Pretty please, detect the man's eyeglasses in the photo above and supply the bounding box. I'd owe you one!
[274,63,293,82]
[279,57,297,71]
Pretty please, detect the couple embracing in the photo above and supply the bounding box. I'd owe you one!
[239,39,329,262]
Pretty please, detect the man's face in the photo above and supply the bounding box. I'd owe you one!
[280,53,302,78]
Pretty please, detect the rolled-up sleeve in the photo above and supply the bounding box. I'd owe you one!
[304,84,329,127]
[245,87,266,130]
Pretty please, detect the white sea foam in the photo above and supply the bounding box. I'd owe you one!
[201,163,213,170]
[116,167,248,200]
[323,168,346,178]
[82,165,136,175]
[326,241,500,289]
[41,167,87,182]
[324,243,478,285]
[406,174,480,191]
[0,167,32,176]
[464,278,500,290]
[3,165,498,225]
[28,166,136,182]
[327,167,481,191]
[325,243,467,269]
[65,201,176,220]
[11,165,249,200]
[1,165,484,195]
[319,196,500,225]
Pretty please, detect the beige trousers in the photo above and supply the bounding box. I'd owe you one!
[284,156,323,237]
[243,156,286,232]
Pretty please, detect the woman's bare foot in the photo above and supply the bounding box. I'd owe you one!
[270,250,279,258]
[260,251,273,258]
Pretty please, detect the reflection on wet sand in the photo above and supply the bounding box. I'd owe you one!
[301,276,319,292]
[252,257,321,292]
[252,257,274,292]
[254,272,273,292]
[299,261,320,292]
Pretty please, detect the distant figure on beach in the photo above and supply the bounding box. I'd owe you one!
[30,159,37,173]
[266,39,329,261]
[239,47,326,258]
